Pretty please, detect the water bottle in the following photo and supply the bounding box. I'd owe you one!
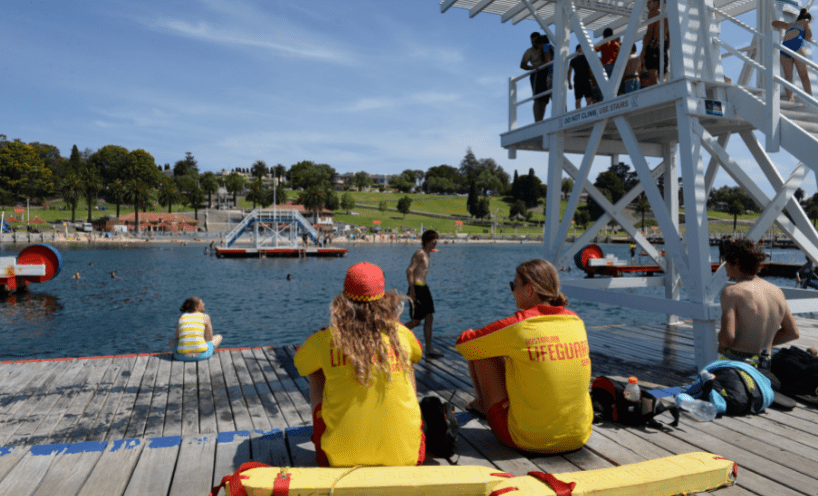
[623,376,641,402]
[675,393,717,421]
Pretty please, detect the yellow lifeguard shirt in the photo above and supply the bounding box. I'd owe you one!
[456,305,593,453]
[294,324,423,467]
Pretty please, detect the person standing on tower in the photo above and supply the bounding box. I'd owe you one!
[521,33,552,122]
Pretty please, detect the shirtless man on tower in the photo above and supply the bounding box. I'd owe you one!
[406,230,443,359]
[719,239,800,369]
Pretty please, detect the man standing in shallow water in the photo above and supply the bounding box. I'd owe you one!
[720,239,799,368]
[405,230,444,359]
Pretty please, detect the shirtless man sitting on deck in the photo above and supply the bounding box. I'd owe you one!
[720,239,800,369]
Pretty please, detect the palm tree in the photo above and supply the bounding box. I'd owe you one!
[184,182,205,220]
[246,177,266,209]
[77,162,102,223]
[61,172,81,223]
[200,172,219,208]
[300,187,324,223]
[127,179,153,232]
[108,179,128,218]
[158,179,181,214]
[251,160,268,180]
[225,172,245,206]
[634,195,651,234]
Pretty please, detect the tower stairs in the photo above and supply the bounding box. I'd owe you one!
[444,0,818,369]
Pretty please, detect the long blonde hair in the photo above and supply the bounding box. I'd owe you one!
[329,291,411,385]
[516,259,569,307]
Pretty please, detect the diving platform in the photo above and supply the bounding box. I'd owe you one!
[216,208,346,259]
[444,0,818,370]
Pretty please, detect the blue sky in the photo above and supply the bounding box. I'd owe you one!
[2,0,815,199]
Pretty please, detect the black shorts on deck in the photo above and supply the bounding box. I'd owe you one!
[574,80,593,101]
[409,284,435,321]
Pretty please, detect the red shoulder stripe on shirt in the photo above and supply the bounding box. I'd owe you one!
[456,305,577,345]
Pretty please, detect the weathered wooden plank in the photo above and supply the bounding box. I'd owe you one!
[212,431,252,489]
[143,356,173,438]
[168,435,217,496]
[66,358,128,442]
[180,361,199,436]
[0,361,69,420]
[230,349,272,431]
[84,356,140,442]
[45,359,114,444]
[30,441,107,496]
[197,358,218,434]
[218,350,255,432]
[243,348,288,430]
[0,445,29,483]
[285,426,318,468]
[162,358,185,437]
[662,417,815,495]
[208,351,236,433]
[78,439,144,496]
[0,360,87,445]
[122,436,181,496]
[0,363,49,412]
[729,410,818,454]
[253,349,302,427]
[250,429,290,467]
[123,355,162,439]
[456,416,541,476]
[262,348,312,426]
[107,356,150,440]
[0,443,68,495]
[626,421,802,496]
[25,362,97,446]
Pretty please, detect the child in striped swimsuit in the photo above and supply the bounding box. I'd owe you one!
[173,297,223,361]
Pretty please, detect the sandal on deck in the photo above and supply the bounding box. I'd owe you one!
[464,400,486,419]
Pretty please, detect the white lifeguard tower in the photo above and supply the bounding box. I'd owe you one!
[443,0,818,369]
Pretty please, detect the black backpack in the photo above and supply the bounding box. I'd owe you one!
[591,377,679,427]
[771,346,818,397]
[419,396,459,459]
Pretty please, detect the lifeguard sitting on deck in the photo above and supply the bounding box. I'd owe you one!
[456,259,593,454]
[294,262,425,467]
[172,297,223,361]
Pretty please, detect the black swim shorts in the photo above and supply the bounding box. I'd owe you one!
[573,80,593,101]
[409,284,435,320]
[644,46,669,73]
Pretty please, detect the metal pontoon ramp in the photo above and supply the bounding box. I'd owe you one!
[223,208,320,249]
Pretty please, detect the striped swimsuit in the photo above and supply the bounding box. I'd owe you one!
[176,312,208,355]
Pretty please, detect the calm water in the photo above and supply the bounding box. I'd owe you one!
[0,242,806,359]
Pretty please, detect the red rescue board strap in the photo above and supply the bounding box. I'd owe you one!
[208,462,270,496]
[528,471,576,496]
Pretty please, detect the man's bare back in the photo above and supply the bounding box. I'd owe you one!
[407,249,430,286]
[720,275,798,355]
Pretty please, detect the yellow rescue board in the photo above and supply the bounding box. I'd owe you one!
[488,451,737,496]
[224,452,736,496]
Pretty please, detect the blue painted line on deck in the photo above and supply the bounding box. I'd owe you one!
[65,441,108,454]
[285,425,313,437]
[254,429,284,439]
[217,431,250,443]
[148,436,182,449]
[0,446,15,457]
[31,444,70,456]
[109,439,141,452]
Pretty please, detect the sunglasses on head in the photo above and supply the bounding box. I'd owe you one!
[509,281,516,292]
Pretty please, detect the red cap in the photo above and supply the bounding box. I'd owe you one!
[344,262,385,302]
[628,376,638,384]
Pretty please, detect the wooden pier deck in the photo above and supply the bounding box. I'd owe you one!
[0,319,816,495]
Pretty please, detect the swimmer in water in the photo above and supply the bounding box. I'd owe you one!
[287,274,292,280]
[110,271,118,279]
[72,272,81,279]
